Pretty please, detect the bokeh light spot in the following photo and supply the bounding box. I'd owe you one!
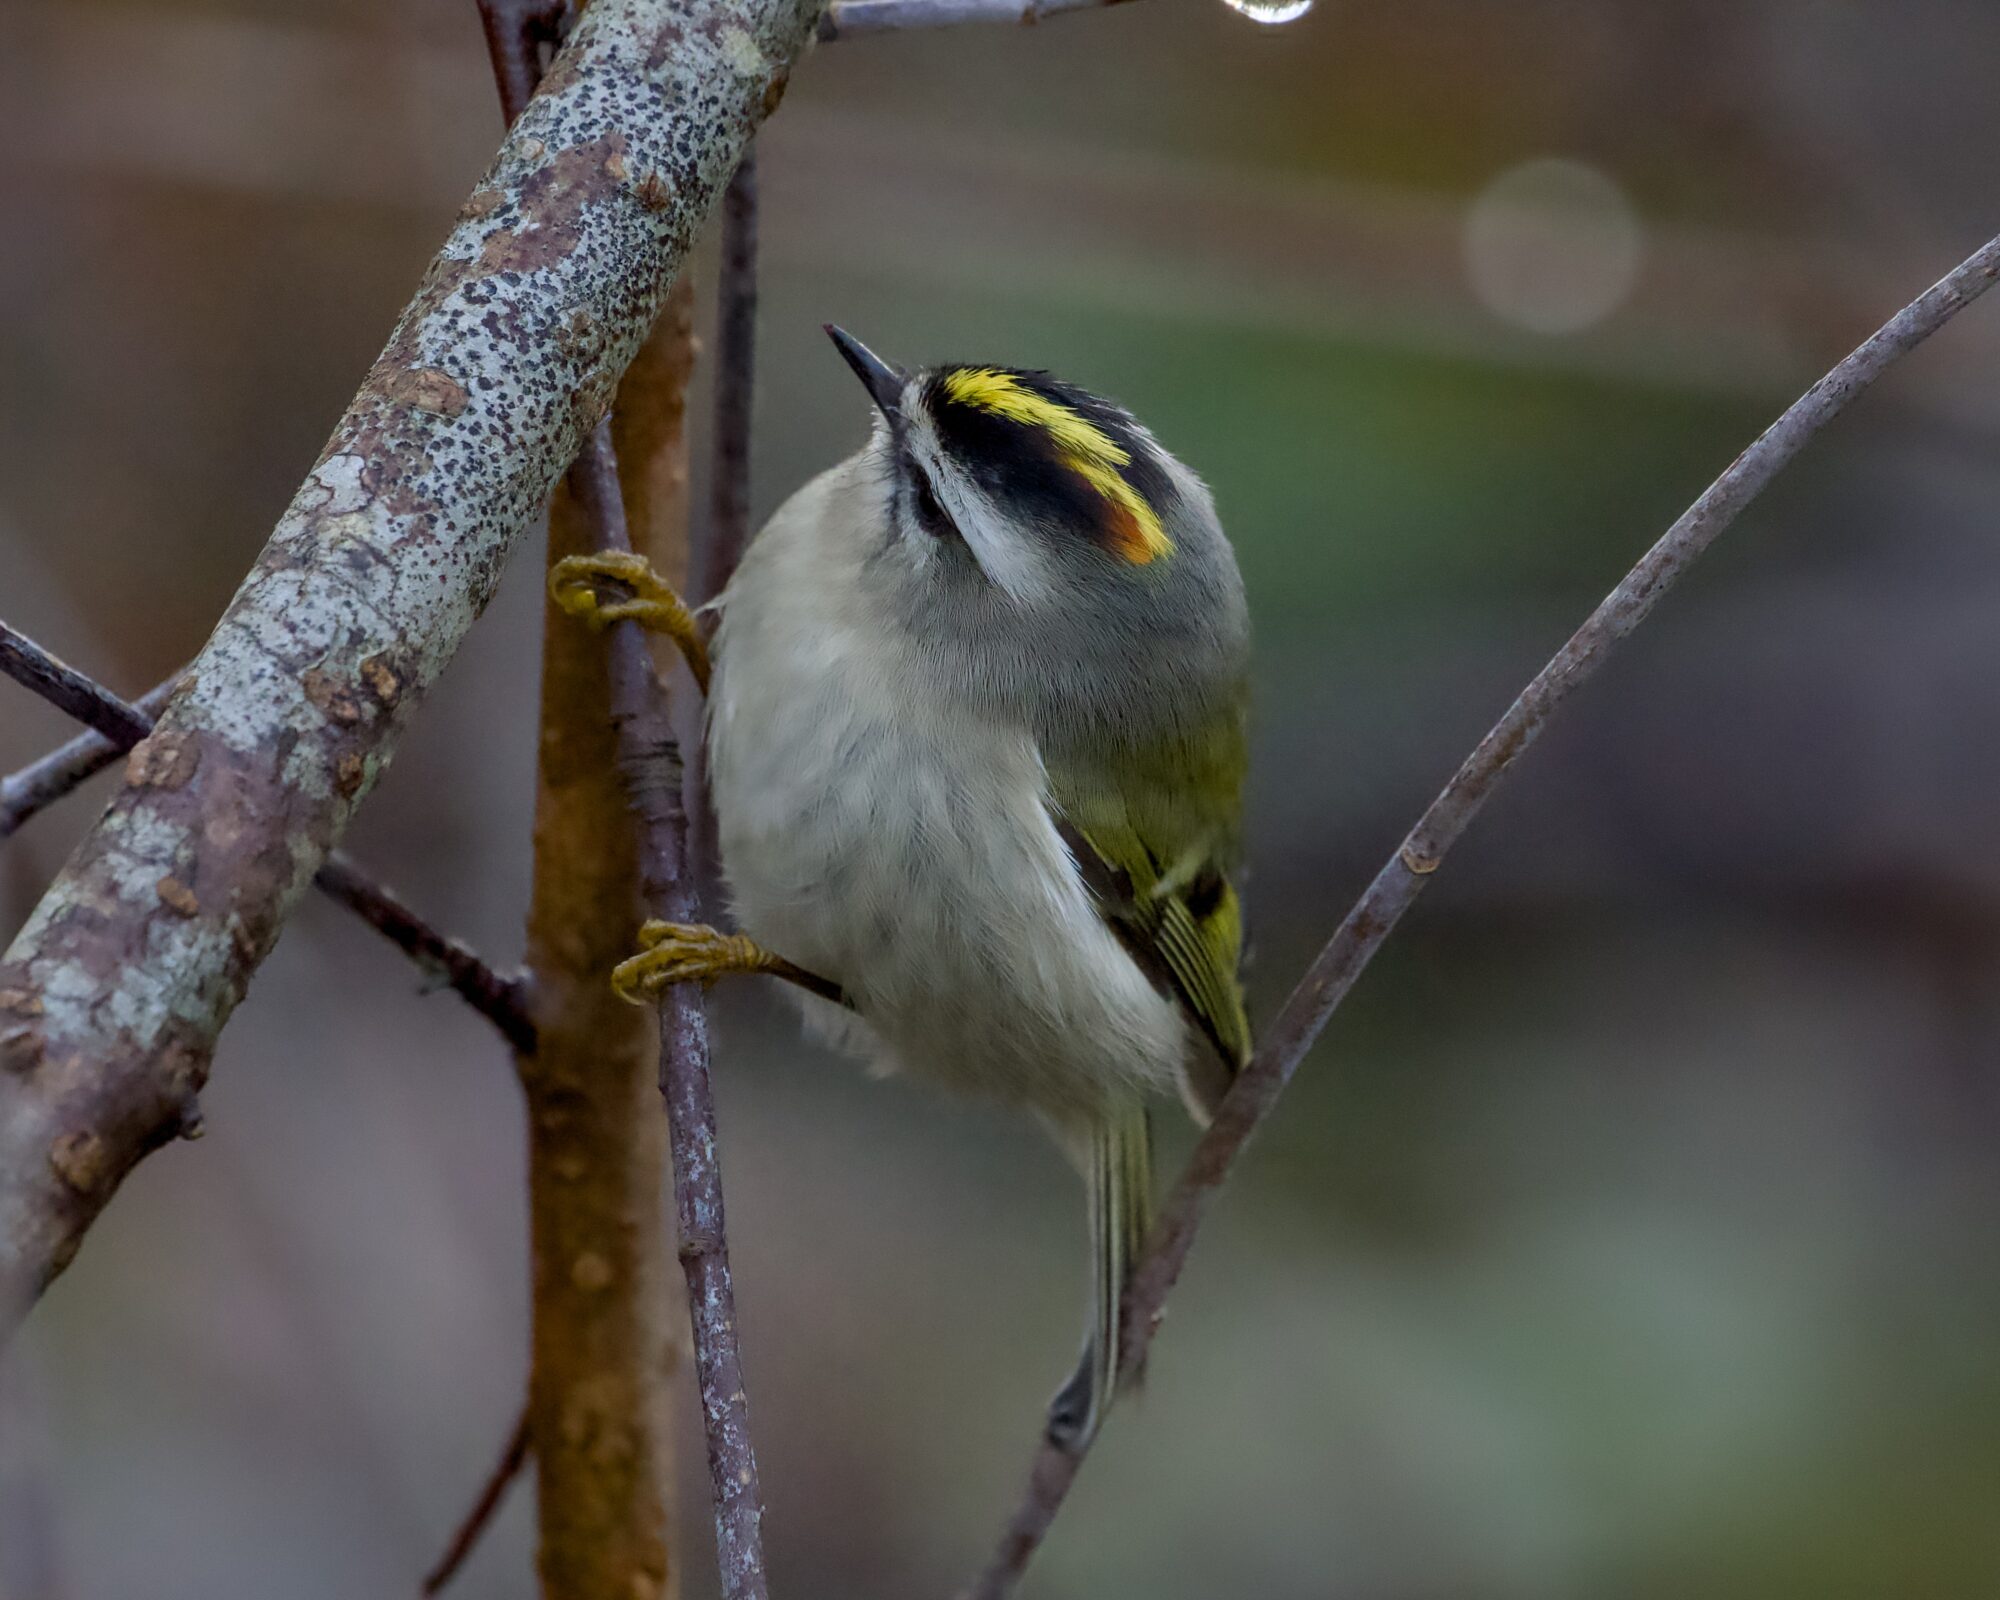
[1463,158,1645,336]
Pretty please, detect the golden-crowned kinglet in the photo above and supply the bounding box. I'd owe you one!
[553,326,1251,1448]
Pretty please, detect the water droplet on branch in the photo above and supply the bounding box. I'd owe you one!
[1217,0,1314,26]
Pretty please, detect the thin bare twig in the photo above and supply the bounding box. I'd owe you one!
[475,0,569,124]
[684,147,759,901]
[422,1404,532,1596]
[697,150,759,606]
[0,623,537,1057]
[569,429,770,1600]
[0,677,178,839]
[0,628,154,747]
[964,233,2000,1600]
[819,0,1134,40]
[313,860,537,1057]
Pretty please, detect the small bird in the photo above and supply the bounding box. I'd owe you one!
[552,326,1251,1448]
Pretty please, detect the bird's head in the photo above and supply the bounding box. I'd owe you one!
[820,325,1247,735]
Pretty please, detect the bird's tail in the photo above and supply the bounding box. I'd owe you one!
[1049,1106,1154,1451]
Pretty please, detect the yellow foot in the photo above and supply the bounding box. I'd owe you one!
[549,551,710,692]
[611,921,851,1008]
[612,921,784,1003]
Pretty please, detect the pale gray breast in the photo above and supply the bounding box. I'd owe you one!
[707,462,1187,1118]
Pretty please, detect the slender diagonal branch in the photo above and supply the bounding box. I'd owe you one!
[0,0,820,1338]
[313,861,537,1057]
[0,629,153,747]
[963,232,2000,1600]
[0,676,178,840]
[819,0,1134,40]
[568,431,770,1600]
[0,624,536,1057]
[422,1404,532,1596]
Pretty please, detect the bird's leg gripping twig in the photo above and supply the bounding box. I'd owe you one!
[612,920,849,1008]
[550,551,711,692]
[547,561,847,1009]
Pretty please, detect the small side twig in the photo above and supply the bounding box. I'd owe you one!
[0,628,152,747]
[686,147,760,898]
[421,1404,531,1596]
[0,676,178,839]
[314,860,538,1057]
[819,0,1134,40]
[570,427,771,1600]
[0,623,536,1056]
[962,232,2000,1600]
[475,0,569,124]
[697,149,759,606]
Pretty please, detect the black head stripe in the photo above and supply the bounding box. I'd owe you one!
[921,366,1179,554]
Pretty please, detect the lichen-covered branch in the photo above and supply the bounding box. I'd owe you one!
[818,0,1131,39]
[0,624,535,1056]
[515,289,697,1600]
[963,232,2000,1600]
[0,0,820,1338]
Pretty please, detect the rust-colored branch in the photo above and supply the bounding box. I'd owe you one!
[514,287,698,1600]
[963,232,2000,1600]
[424,10,691,1597]
[566,419,770,1600]
[0,624,536,1057]
[422,1404,532,1596]
[0,0,819,1338]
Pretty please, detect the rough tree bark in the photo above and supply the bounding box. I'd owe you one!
[0,0,820,1336]
[0,626,537,1053]
[519,286,698,1600]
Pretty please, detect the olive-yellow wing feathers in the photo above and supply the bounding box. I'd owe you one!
[1048,748,1252,1123]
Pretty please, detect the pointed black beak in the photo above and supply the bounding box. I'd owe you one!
[824,324,906,420]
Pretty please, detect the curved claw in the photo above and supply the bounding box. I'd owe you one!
[548,553,710,692]
[611,921,777,1003]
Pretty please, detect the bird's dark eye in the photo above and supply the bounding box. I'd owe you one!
[908,468,956,540]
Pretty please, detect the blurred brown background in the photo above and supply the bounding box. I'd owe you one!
[6,1,2000,1595]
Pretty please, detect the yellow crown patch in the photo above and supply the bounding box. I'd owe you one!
[938,369,1172,565]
